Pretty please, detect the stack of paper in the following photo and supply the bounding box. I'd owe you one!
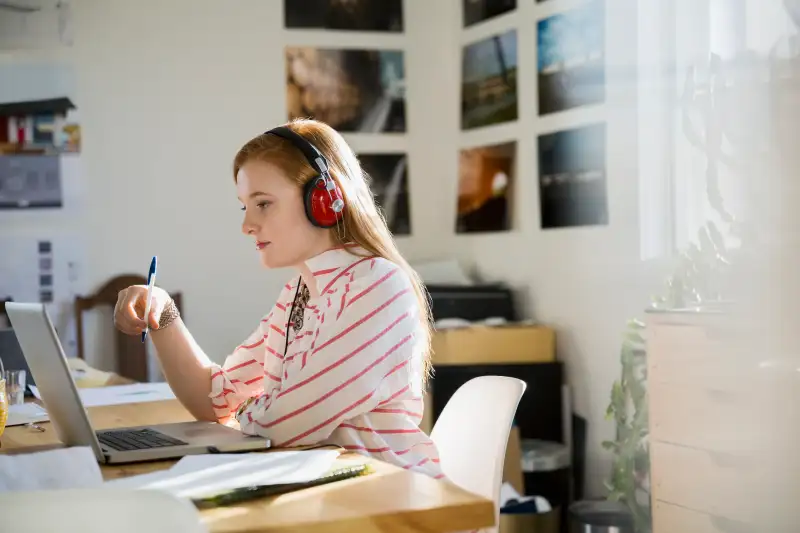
[104,449,341,499]
[0,447,102,492]
[6,403,49,427]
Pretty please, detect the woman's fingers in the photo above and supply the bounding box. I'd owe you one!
[114,287,148,336]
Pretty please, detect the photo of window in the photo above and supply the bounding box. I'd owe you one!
[286,47,406,133]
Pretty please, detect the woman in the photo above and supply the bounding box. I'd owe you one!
[113,119,443,479]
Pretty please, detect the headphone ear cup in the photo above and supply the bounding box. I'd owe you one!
[304,176,344,228]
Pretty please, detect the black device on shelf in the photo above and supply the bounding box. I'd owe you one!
[426,284,516,322]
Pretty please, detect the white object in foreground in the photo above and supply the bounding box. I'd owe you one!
[0,447,103,492]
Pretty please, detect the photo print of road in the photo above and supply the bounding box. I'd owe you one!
[286,47,406,133]
[537,0,605,115]
[456,141,515,233]
[538,123,608,229]
[461,29,518,130]
[284,0,403,32]
[359,153,411,236]
[462,0,516,28]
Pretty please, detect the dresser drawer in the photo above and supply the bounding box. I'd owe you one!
[649,381,760,452]
[647,321,751,390]
[653,501,752,533]
[651,441,797,523]
[651,500,800,533]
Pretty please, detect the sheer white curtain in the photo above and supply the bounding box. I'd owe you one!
[638,0,747,259]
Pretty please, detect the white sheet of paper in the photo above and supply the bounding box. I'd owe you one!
[6,402,49,426]
[30,382,175,407]
[411,258,474,286]
[104,449,341,499]
[0,446,102,492]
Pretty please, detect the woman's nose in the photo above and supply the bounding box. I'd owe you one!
[241,216,257,236]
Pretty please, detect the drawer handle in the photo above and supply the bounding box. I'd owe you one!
[710,515,751,533]
[708,450,746,468]
[706,389,737,402]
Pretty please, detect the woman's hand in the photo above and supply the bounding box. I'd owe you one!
[114,285,171,336]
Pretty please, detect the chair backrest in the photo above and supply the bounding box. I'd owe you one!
[0,489,207,533]
[429,375,526,531]
[74,274,182,382]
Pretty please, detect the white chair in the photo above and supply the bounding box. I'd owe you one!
[430,375,526,533]
[0,489,207,533]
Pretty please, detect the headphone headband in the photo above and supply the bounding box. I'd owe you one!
[265,126,329,175]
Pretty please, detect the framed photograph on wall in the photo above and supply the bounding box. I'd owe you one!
[284,0,403,32]
[463,0,516,28]
[538,123,608,229]
[456,141,515,233]
[0,155,63,209]
[461,29,518,130]
[286,47,406,133]
[537,0,605,115]
[359,153,411,236]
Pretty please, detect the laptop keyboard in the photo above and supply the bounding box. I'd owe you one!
[97,428,188,451]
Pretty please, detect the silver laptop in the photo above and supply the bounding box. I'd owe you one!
[6,302,270,464]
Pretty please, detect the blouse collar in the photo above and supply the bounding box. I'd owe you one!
[302,244,372,296]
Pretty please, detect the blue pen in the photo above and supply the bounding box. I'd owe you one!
[141,256,157,343]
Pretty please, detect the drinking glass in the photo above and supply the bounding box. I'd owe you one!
[4,370,26,406]
[0,377,7,438]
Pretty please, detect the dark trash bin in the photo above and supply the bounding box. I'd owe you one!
[568,500,634,533]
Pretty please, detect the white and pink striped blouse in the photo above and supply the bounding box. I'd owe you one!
[208,246,444,479]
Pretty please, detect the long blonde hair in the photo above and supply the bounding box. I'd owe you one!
[232,119,433,382]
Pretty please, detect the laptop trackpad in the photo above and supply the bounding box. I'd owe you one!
[149,421,261,445]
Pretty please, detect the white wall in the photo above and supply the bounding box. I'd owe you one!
[2,0,673,497]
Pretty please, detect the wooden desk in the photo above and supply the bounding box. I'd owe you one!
[1,400,495,533]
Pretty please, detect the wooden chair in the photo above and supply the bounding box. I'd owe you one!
[74,274,182,383]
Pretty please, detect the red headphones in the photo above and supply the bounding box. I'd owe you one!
[265,126,345,228]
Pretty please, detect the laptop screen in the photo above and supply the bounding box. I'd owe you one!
[0,328,36,393]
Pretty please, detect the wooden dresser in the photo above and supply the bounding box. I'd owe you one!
[646,309,798,533]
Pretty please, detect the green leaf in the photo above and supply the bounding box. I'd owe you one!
[607,490,624,502]
[627,318,646,329]
[624,331,646,345]
[601,440,618,451]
